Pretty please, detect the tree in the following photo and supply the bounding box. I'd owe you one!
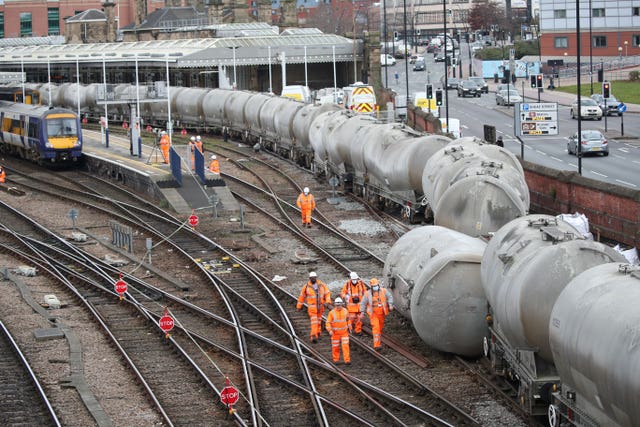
[468,0,507,32]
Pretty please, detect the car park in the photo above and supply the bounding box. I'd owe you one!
[590,93,622,116]
[570,98,603,120]
[441,76,461,90]
[469,76,489,93]
[457,80,481,97]
[567,130,609,156]
[495,89,522,106]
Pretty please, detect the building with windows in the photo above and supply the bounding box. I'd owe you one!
[540,0,640,58]
[0,0,163,39]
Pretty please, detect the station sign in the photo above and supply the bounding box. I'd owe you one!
[514,102,559,136]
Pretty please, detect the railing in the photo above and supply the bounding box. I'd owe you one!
[552,55,639,82]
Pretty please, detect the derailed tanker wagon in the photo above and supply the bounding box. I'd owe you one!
[384,226,488,357]
[548,263,640,427]
[480,215,625,417]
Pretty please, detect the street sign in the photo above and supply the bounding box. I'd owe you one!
[188,214,199,227]
[618,102,627,113]
[515,102,559,136]
[220,386,239,406]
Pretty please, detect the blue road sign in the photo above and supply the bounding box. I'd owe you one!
[618,102,627,113]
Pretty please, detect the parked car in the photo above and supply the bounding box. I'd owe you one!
[381,53,396,67]
[590,93,623,116]
[496,83,517,93]
[413,58,425,71]
[570,98,603,120]
[495,89,522,106]
[441,76,461,90]
[457,80,481,97]
[567,129,609,156]
[469,76,489,93]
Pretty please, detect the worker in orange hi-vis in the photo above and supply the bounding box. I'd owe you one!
[360,278,394,351]
[195,135,204,153]
[296,187,316,228]
[189,136,196,170]
[340,272,367,336]
[209,155,220,174]
[0,165,6,183]
[296,271,331,343]
[326,297,351,365]
[159,131,170,164]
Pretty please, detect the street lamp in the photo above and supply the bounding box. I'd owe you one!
[618,46,622,62]
[625,40,628,59]
[232,46,237,89]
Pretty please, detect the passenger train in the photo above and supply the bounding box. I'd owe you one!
[0,101,83,164]
[36,82,638,426]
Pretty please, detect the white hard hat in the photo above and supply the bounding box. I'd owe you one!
[334,297,344,305]
[303,187,310,195]
[309,271,317,278]
[196,135,201,141]
[160,131,167,135]
[350,272,359,280]
[190,136,196,141]
[210,155,217,160]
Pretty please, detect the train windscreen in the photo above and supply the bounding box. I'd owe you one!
[46,116,78,137]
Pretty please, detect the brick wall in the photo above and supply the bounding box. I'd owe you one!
[524,161,640,247]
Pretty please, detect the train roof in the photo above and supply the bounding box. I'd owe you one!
[0,101,74,116]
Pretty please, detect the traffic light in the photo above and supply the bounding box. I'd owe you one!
[536,74,543,88]
[530,75,537,88]
[426,84,433,99]
[435,89,443,106]
[602,81,610,98]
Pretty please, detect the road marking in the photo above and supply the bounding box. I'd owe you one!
[615,179,637,187]
[633,160,640,165]
[569,163,578,167]
[613,154,625,159]
[535,150,547,156]
[591,171,607,177]
[461,125,469,129]
[618,148,629,153]
[551,156,564,163]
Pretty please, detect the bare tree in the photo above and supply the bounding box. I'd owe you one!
[468,0,507,32]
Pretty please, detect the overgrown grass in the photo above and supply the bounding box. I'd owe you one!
[554,81,640,103]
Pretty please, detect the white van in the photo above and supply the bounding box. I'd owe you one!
[281,85,311,103]
[381,54,396,66]
[343,82,377,114]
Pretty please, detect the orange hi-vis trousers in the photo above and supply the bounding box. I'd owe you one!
[369,310,387,349]
[331,331,350,363]
[309,310,324,340]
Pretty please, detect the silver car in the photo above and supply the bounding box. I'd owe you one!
[496,89,522,106]
[590,94,622,116]
[567,129,609,156]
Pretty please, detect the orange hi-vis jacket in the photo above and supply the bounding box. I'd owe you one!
[0,166,5,183]
[361,288,392,316]
[326,306,350,334]
[297,281,330,314]
[340,280,367,314]
[296,193,316,212]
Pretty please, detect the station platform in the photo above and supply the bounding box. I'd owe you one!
[82,130,240,216]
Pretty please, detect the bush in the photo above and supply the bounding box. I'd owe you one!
[629,70,640,81]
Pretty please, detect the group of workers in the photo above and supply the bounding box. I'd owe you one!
[156,131,220,174]
[297,271,394,365]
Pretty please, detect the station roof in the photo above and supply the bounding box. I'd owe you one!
[0,29,360,68]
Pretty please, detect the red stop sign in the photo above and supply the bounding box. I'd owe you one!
[188,214,199,227]
[159,315,174,333]
[114,279,128,295]
[220,386,239,405]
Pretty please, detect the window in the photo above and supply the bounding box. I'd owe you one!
[593,35,607,48]
[554,37,568,48]
[48,8,60,36]
[554,9,566,18]
[0,13,4,38]
[633,7,640,16]
[592,8,605,17]
[20,12,32,37]
[633,34,640,47]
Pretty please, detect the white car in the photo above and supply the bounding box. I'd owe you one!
[496,90,522,106]
[381,53,396,67]
[570,98,603,120]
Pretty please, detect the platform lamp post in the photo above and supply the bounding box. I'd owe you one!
[75,55,81,121]
[134,53,142,157]
[165,55,172,141]
[231,46,237,89]
[102,53,109,148]
[332,45,337,103]
[304,45,308,87]
[20,55,25,103]
[47,56,52,108]
[268,46,273,93]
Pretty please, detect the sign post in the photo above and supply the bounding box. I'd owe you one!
[158,307,175,339]
[514,102,559,161]
[618,102,627,136]
[114,272,128,300]
[220,376,239,414]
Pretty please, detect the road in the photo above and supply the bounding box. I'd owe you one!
[382,44,640,189]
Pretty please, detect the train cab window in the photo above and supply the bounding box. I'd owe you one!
[47,117,78,137]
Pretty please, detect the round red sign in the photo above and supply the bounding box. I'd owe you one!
[159,315,174,333]
[188,214,199,227]
[114,279,128,295]
[220,386,239,406]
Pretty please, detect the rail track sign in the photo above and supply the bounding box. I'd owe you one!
[159,307,174,338]
[514,102,559,136]
[188,213,199,228]
[114,273,128,300]
[220,386,239,406]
